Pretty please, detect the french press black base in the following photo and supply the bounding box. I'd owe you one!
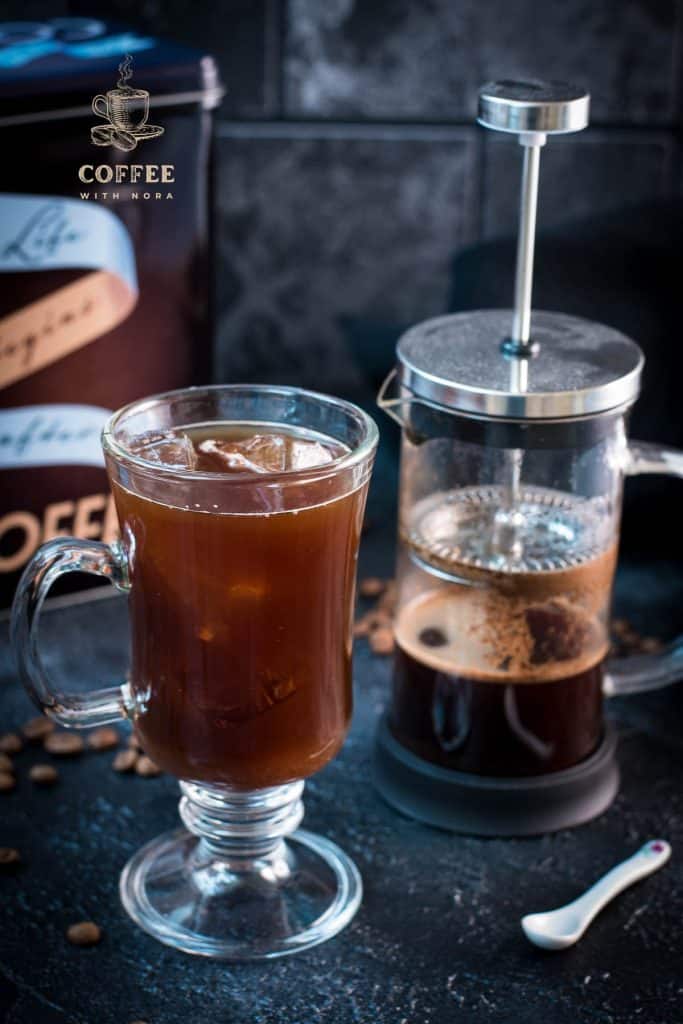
[374,715,619,837]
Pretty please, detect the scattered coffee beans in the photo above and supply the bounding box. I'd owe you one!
[0,753,13,773]
[0,772,16,793]
[29,764,58,786]
[369,627,395,655]
[353,617,371,637]
[113,749,138,773]
[0,847,20,869]
[135,755,161,777]
[66,921,102,946]
[0,733,22,754]
[356,609,392,635]
[378,580,398,615]
[44,732,84,756]
[354,577,398,655]
[21,716,55,742]
[87,727,119,751]
[611,618,665,657]
[359,577,385,598]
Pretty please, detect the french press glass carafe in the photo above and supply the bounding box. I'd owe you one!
[375,81,683,836]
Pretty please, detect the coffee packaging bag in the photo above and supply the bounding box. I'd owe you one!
[0,17,222,605]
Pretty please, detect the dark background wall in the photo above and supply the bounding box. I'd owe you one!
[4,0,682,395]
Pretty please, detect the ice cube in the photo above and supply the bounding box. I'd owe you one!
[198,434,287,474]
[131,430,197,469]
[289,439,335,470]
[242,434,288,472]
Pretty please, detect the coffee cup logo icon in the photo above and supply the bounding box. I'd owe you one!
[91,55,163,152]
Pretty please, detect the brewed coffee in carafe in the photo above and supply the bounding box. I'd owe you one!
[393,471,618,777]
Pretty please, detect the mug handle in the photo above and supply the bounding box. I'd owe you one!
[92,94,109,119]
[604,441,683,696]
[10,538,133,727]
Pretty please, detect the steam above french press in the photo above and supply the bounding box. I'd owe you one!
[374,80,683,836]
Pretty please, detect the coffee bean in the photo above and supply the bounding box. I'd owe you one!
[87,727,119,751]
[0,772,15,793]
[66,921,102,946]
[112,749,138,773]
[0,847,20,869]
[135,755,161,777]
[21,716,55,742]
[29,763,58,786]
[0,753,13,773]
[367,609,392,630]
[44,732,84,756]
[354,610,389,637]
[0,847,20,866]
[353,616,371,637]
[419,627,448,648]
[359,577,385,598]
[378,580,398,615]
[611,618,632,638]
[0,733,22,754]
[369,627,395,655]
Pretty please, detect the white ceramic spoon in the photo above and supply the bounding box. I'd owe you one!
[521,839,672,951]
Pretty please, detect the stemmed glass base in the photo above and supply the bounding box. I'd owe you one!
[119,780,362,959]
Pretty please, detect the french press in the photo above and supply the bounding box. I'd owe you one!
[375,81,683,836]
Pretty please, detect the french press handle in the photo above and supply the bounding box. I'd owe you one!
[603,442,683,696]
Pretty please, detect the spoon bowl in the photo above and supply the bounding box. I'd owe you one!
[521,909,584,950]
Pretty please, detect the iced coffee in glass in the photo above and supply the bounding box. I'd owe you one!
[12,384,378,959]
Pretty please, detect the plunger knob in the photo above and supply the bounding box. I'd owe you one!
[476,80,590,355]
[478,80,590,136]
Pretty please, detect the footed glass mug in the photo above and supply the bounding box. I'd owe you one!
[11,385,378,959]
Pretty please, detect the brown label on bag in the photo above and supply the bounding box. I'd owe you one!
[0,269,136,390]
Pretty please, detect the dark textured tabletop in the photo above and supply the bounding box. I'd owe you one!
[1,488,683,1024]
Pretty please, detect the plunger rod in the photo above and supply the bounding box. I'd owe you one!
[511,137,543,349]
[503,136,545,545]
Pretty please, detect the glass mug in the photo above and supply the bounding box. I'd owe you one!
[11,385,378,959]
[380,385,683,779]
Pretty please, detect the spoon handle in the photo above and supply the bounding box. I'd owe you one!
[570,839,671,933]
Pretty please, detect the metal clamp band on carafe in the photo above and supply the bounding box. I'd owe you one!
[374,80,683,837]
